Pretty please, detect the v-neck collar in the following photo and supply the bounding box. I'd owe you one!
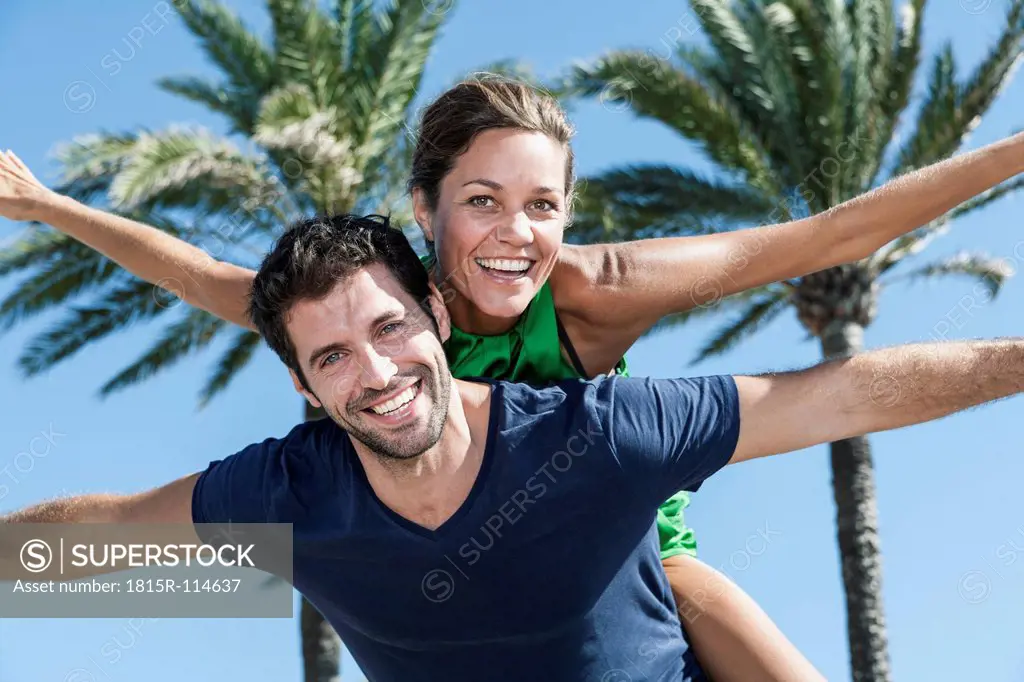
[347,380,503,541]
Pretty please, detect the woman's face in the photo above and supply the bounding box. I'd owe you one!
[414,128,569,332]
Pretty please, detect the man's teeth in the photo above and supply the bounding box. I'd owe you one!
[370,385,418,415]
[476,258,531,273]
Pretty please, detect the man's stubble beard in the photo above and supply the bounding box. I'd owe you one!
[322,360,453,463]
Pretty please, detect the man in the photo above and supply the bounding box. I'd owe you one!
[3,214,1022,681]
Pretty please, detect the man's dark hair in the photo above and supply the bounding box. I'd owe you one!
[248,213,434,389]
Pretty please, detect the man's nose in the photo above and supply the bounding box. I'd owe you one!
[357,345,398,391]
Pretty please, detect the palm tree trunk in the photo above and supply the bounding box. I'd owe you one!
[820,322,892,682]
[300,402,342,682]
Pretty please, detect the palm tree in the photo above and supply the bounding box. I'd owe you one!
[0,0,452,679]
[568,1,1024,680]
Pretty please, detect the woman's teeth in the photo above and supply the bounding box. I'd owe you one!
[475,258,532,273]
[370,385,418,415]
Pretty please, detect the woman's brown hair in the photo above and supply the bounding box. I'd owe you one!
[408,76,577,214]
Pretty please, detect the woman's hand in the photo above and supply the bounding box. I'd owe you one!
[0,150,58,222]
[0,149,257,330]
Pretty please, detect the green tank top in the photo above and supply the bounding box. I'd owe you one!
[421,255,628,383]
[419,254,694,560]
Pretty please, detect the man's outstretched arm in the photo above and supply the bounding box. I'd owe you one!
[1,472,199,525]
[0,473,201,579]
[731,339,1024,463]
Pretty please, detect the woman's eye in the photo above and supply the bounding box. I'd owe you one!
[531,199,557,211]
[468,196,494,208]
[381,322,401,335]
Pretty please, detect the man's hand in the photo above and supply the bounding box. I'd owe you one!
[730,339,1024,463]
[0,150,56,222]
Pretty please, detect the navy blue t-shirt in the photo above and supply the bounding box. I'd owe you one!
[192,374,740,681]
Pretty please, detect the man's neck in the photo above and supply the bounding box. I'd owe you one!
[355,379,493,530]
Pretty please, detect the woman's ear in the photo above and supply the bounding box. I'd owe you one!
[427,282,451,343]
[411,187,434,243]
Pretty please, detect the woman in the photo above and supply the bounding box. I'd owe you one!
[2,78,1022,680]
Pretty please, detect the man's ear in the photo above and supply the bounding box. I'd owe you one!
[411,187,435,243]
[427,282,451,343]
[290,369,322,409]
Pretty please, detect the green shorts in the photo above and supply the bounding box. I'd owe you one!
[657,491,696,560]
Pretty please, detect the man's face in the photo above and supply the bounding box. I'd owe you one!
[286,263,453,461]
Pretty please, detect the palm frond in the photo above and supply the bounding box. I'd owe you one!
[256,82,322,129]
[782,0,845,166]
[946,175,1024,221]
[955,0,1024,141]
[0,214,188,285]
[0,251,126,332]
[861,0,896,97]
[173,0,275,128]
[869,0,927,187]
[842,0,894,198]
[887,251,1014,297]
[817,0,855,169]
[254,108,361,211]
[157,76,259,134]
[99,307,227,396]
[355,120,415,216]
[690,291,791,363]
[333,0,390,126]
[335,0,377,72]
[1,210,223,379]
[870,43,960,264]
[5,0,453,414]
[349,0,446,172]
[688,0,762,99]
[891,43,959,174]
[0,228,72,278]
[252,83,340,209]
[762,1,826,156]
[894,0,1024,175]
[16,278,171,376]
[50,132,141,202]
[872,219,950,274]
[199,328,263,407]
[569,50,778,194]
[736,1,814,184]
[666,2,798,178]
[570,164,776,242]
[108,127,275,212]
[642,285,783,336]
[874,174,1024,274]
[268,0,341,105]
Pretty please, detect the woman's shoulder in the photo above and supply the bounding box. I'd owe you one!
[549,244,601,319]
[549,244,633,377]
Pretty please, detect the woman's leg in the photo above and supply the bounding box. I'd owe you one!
[655,495,822,681]
[661,554,825,682]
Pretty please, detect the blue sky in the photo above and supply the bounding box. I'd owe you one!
[1,1,1023,680]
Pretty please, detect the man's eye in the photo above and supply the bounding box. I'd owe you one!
[322,352,342,367]
[381,322,402,335]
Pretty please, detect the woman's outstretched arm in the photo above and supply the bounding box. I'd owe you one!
[0,150,257,330]
[554,131,1024,373]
